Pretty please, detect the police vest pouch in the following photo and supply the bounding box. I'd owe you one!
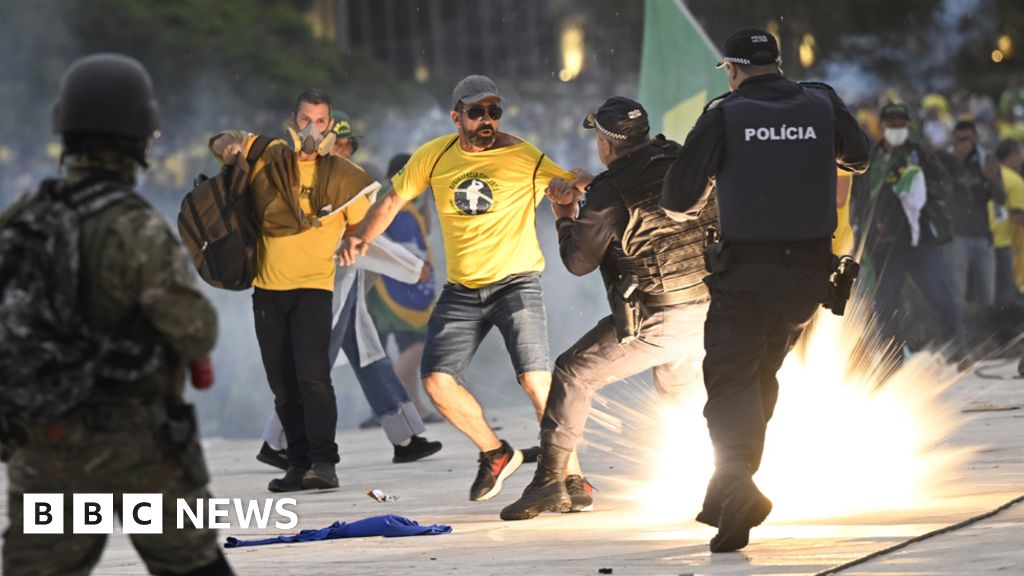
[178,135,273,291]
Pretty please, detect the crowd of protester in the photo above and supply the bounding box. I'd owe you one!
[849,80,1024,362]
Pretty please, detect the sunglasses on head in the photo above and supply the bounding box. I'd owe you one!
[463,104,503,121]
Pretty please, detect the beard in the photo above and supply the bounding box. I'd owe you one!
[466,124,496,148]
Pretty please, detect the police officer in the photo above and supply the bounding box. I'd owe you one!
[1,54,232,574]
[660,28,870,552]
[501,97,719,521]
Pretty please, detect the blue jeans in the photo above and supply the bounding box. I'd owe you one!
[330,281,424,444]
[871,237,965,354]
[994,246,1024,306]
[943,235,996,311]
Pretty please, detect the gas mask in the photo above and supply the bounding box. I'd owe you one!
[287,121,336,156]
[883,127,909,147]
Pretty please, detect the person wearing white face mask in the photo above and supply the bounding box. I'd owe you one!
[853,102,966,365]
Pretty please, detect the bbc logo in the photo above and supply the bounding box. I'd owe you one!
[24,494,299,534]
[25,494,163,535]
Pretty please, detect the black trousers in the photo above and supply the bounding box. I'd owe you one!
[253,287,339,467]
[702,286,818,473]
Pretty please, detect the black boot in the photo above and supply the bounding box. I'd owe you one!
[268,466,309,493]
[500,444,572,520]
[708,467,772,553]
[696,475,726,527]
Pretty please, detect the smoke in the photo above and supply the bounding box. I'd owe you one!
[822,0,995,100]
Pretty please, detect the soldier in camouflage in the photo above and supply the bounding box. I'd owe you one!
[1,54,233,575]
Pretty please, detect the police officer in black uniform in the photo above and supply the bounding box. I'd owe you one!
[500,97,718,521]
[660,28,870,552]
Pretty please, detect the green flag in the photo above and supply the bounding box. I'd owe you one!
[639,0,728,143]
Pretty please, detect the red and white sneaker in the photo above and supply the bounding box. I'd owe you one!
[469,439,523,501]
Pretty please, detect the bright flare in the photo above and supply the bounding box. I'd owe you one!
[588,300,975,524]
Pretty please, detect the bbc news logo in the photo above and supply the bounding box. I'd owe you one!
[24,494,299,534]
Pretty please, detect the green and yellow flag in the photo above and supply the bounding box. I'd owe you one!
[639,0,728,143]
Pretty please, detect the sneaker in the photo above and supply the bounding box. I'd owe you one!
[469,440,523,501]
[393,435,443,463]
[302,462,339,490]
[359,415,380,429]
[709,476,772,553]
[256,442,289,471]
[521,445,542,464]
[565,475,594,512]
[268,466,309,493]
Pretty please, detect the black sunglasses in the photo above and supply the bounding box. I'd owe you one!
[463,105,503,121]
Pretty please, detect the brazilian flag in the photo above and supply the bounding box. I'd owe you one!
[639,0,728,142]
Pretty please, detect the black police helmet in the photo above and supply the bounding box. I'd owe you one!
[52,53,159,140]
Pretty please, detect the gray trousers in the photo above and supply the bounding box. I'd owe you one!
[943,235,996,311]
[541,302,706,451]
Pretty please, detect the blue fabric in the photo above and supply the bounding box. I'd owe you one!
[223,514,452,548]
[329,281,411,417]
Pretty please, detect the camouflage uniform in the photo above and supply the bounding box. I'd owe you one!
[2,154,224,575]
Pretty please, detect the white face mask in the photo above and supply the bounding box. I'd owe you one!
[884,127,909,147]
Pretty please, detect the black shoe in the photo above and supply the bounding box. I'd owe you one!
[521,445,542,464]
[268,466,309,492]
[393,435,443,463]
[256,442,289,471]
[302,462,339,489]
[469,440,523,501]
[709,476,772,553]
[359,415,380,429]
[565,475,594,512]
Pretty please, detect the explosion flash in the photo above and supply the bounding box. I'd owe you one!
[585,297,977,525]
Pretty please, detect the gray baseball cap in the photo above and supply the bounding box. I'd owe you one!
[451,75,501,109]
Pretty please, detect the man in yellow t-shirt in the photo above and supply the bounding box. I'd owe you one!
[338,75,585,503]
[212,90,377,493]
[991,139,1024,305]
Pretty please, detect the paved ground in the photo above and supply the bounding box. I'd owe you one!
[1,361,1022,575]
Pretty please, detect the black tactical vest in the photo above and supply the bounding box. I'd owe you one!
[715,83,836,242]
[605,138,718,297]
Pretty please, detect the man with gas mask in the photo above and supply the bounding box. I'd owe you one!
[210,89,379,491]
[500,97,717,521]
[1,54,233,575]
[853,102,964,361]
[660,27,870,552]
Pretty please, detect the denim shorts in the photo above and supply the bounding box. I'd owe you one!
[421,272,550,382]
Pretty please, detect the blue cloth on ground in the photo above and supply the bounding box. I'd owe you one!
[223,514,452,548]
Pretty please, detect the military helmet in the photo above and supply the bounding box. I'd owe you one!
[52,53,159,140]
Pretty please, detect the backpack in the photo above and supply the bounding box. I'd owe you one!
[178,135,273,290]
[0,179,136,435]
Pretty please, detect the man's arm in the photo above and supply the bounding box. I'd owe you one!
[549,180,619,277]
[660,107,724,221]
[984,158,1007,205]
[826,89,871,174]
[102,208,218,362]
[335,184,408,265]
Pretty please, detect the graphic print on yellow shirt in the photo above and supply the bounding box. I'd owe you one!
[391,133,571,288]
[253,156,373,292]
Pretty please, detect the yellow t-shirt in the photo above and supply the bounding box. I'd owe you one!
[233,134,371,291]
[392,133,571,288]
[989,165,1024,249]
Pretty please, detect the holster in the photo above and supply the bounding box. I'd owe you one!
[157,403,210,487]
[824,255,860,316]
[610,274,641,344]
[703,227,730,273]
